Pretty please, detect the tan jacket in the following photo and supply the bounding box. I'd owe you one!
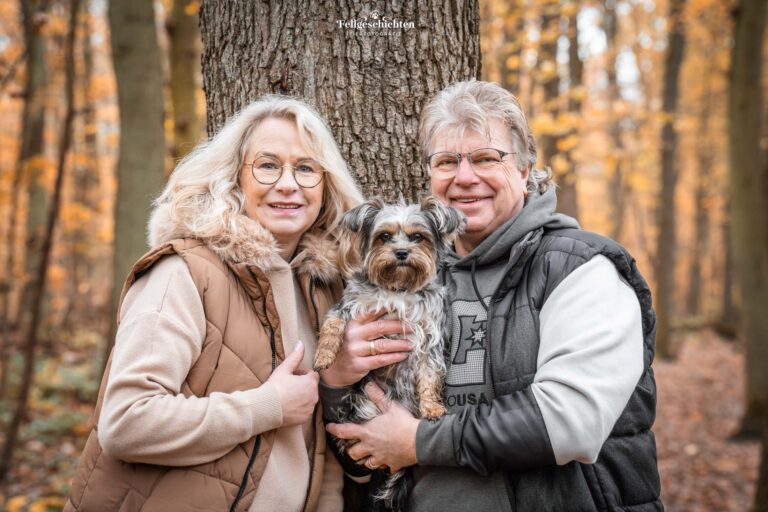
[66,207,344,512]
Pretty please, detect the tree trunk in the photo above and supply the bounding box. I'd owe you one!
[757,427,768,512]
[105,0,166,369]
[168,0,203,161]
[729,0,768,457]
[537,6,561,207]
[686,85,713,316]
[604,0,626,242]
[716,213,738,338]
[61,3,98,332]
[654,0,686,360]
[499,0,525,94]
[0,0,79,482]
[0,0,48,400]
[199,1,481,200]
[559,3,581,219]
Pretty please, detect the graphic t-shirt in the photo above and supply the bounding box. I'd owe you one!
[409,257,513,512]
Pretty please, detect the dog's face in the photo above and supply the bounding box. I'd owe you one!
[339,196,466,292]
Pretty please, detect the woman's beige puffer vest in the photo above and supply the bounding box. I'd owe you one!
[65,209,343,512]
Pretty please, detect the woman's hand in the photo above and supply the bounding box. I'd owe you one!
[267,341,320,427]
[320,310,414,388]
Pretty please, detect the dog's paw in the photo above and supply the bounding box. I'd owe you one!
[420,401,446,419]
[313,348,337,371]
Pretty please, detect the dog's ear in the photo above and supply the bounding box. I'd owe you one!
[338,198,384,279]
[341,197,384,233]
[420,195,466,253]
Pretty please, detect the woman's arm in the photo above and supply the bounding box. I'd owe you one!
[98,255,283,466]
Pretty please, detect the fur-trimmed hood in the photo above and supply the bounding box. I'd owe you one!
[147,202,340,283]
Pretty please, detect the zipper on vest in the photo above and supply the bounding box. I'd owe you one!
[251,272,277,369]
[486,299,498,398]
[309,277,320,332]
[301,405,319,512]
[230,435,261,512]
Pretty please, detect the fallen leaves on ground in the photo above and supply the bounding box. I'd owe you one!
[0,329,762,511]
[656,330,760,511]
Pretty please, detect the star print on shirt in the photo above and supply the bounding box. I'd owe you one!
[470,326,486,347]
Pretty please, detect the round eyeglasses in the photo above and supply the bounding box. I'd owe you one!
[426,148,516,178]
[245,153,325,188]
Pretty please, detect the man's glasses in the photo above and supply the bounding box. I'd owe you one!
[244,153,325,188]
[426,148,516,178]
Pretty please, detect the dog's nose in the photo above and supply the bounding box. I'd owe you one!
[395,250,409,261]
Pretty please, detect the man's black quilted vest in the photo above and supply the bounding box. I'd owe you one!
[484,227,662,512]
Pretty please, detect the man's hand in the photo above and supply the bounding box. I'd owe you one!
[320,310,413,388]
[326,382,419,473]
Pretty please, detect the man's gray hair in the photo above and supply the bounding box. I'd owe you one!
[419,80,552,195]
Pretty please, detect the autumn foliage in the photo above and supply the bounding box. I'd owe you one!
[0,0,766,510]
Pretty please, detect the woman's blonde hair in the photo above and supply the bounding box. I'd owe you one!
[153,95,363,244]
[419,80,552,195]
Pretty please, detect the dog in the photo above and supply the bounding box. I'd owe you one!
[314,195,465,511]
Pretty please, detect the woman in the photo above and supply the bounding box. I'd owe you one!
[66,96,364,512]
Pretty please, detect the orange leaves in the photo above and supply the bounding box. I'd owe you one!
[184,1,201,16]
[23,156,56,189]
[530,112,582,138]
[59,202,94,232]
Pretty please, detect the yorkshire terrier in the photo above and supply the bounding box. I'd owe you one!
[314,195,465,511]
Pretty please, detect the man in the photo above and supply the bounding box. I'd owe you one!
[320,80,662,511]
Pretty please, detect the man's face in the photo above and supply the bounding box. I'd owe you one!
[429,119,529,255]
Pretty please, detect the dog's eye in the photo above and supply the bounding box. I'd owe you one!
[409,233,423,242]
[378,233,392,243]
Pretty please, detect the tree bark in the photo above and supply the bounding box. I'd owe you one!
[199,1,481,200]
[654,0,686,360]
[499,0,525,94]
[604,0,626,243]
[105,0,166,369]
[716,212,738,338]
[686,82,714,316]
[0,0,79,482]
[559,2,581,219]
[728,0,768,461]
[0,0,48,400]
[537,6,561,207]
[168,0,203,161]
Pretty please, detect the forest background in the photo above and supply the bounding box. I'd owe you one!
[0,0,766,510]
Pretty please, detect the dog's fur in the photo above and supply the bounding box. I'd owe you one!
[314,196,465,511]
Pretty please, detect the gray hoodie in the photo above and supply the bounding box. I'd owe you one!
[409,188,579,512]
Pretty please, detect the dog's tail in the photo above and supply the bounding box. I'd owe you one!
[374,468,413,512]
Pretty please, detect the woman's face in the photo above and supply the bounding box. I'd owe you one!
[240,117,325,259]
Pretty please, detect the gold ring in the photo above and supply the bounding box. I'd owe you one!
[369,340,377,357]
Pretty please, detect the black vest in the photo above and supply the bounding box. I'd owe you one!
[489,228,662,511]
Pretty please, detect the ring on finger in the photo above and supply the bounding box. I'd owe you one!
[369,340,377,357]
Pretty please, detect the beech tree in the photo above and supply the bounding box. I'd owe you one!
[0,0,79,482]
[199,1,481,200]
[105,0,165,362]
[728,0,767,481]
[654,0,686,359]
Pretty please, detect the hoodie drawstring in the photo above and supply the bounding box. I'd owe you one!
[471,259,489,312]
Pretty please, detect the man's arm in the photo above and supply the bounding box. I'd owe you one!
[417,255,644,474]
